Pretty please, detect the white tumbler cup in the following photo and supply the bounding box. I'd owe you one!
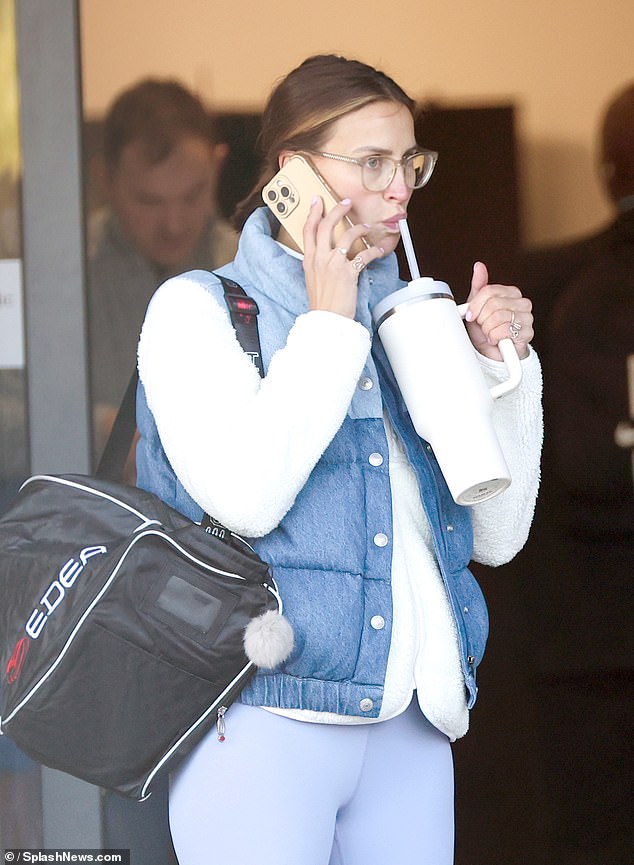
[372,277,522,505]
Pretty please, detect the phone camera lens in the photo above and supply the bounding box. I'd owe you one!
[280,186,291,198]
[276,202,286,215]
[266,190,277,202]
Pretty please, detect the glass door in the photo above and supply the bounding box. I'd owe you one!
[0,0,43,850]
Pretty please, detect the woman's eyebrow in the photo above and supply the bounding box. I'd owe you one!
[351,144,420,156]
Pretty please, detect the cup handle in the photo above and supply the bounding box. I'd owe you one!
[456,303,523,399]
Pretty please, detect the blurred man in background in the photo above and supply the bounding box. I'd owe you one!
[88,78,238,460]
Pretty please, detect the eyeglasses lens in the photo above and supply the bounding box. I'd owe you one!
[406,153,430,189]
[361,153,434,191]
[360,158,391,191]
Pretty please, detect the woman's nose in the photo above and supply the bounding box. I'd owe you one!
[385,166,410,202]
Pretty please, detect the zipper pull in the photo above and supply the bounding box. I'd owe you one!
[217,706,227,742]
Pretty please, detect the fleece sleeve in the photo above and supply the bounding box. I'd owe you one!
[470,347,544,566]
[137,273,371,536]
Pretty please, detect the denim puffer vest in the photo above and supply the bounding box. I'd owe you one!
[136,208,488,717]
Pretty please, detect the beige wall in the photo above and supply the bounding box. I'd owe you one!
[80,0,634,247]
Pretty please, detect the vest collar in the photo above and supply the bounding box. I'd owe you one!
[234,207,403,332]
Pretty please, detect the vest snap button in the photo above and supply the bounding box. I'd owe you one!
[358,376,373,391]
[370,615,385,630]
[368,452,384,467]
[373,532,388,547]
[359,698,374,712]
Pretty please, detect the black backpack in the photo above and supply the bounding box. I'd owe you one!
[0,275,292,800]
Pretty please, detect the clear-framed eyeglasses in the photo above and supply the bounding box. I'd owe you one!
[311,148,438,192]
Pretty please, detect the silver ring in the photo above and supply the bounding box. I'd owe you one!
[509,311,522,340]
[335,247,348,257]
[351,255,365,272]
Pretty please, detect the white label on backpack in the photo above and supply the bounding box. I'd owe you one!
[25,545,107,639]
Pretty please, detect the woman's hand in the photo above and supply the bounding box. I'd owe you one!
[464,261,534,360]
[301,197,384,319]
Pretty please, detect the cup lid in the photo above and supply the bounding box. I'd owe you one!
[371,277,453,327]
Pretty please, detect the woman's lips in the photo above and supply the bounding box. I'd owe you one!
[382,215,406,231]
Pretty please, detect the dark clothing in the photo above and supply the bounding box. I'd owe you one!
[455,209,634,865]
[519,206,634,673]
[88,209,238,409]
[508,207,634,864]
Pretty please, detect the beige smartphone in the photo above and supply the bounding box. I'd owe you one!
[262,154,370,257]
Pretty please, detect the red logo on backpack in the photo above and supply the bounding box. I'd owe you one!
[6,636,30,684]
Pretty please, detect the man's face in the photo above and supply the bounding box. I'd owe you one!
[106,135,223,269]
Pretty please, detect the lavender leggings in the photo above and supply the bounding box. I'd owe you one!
[169,696,454,865]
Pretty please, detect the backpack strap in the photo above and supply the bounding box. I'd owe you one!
[95,368,140,481]
[218,274,264,378]
[96,273,263,481]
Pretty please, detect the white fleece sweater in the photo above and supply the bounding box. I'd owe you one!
[138,275,543,741]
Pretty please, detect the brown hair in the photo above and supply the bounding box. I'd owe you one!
[103,79,216,172]
[233,55,417,229]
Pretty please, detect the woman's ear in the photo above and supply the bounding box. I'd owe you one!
[278,150,294,169]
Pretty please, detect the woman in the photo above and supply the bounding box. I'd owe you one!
[136,55,542,865]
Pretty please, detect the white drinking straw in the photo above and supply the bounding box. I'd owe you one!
[398,218,421,281]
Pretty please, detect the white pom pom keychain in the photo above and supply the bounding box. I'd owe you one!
[243,609,294,669]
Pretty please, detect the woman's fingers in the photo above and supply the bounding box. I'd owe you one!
[302,198,382,318]
[465,263,534,360]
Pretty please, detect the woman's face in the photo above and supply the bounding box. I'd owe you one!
[310,100,418,256]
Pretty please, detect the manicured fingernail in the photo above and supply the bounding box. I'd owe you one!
[340,198,351,205]
[311,196,319,206]
[465,309,474,321]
